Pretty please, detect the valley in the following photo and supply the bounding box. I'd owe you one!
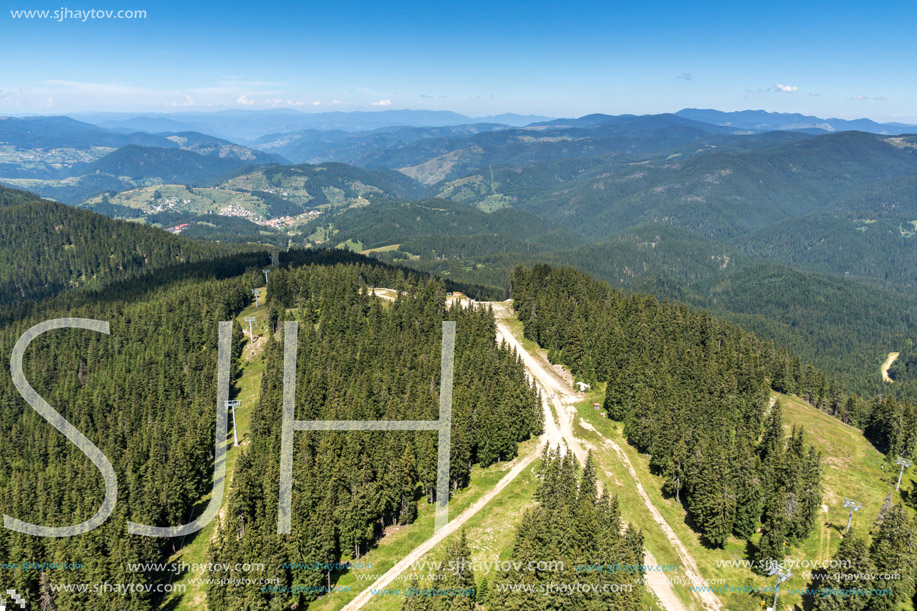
[2,104,917,611]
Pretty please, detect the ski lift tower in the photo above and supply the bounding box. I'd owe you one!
[226,400,241,447]
[244,317,257,343]
[896,456,912,491]
[270,253,278,267]
[766,564,792,611]
[843,498,862,533]
[263,268,271,284]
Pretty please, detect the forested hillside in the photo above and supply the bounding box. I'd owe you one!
[352,113,748,184]
[546,225,917,397]
[515,132,917,240]
[82,145,255,184]
[0,186,238,307]
[733,173,917,294]
[0,263,256,610]
[809,505,917,611]
[207,265,542,609]
[251,129,917,408]
[511,264,826,553]
[308,198,560,252]
[367,221,917,399]
[0,242,511,609]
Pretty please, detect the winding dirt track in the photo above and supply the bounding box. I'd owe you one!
[490,302,720,611]
[344,298,719,611]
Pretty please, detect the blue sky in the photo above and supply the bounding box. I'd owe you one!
[2,0,915,121]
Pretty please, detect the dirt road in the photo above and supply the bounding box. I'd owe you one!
[342,302,553,611]
[490,302,708,611]
[577,421,720,611]
[347,297,718,611]
[340,446,542,611]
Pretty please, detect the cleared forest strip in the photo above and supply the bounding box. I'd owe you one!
[490,302,712,611]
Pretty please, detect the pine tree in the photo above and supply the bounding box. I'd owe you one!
[867,504,917,611]
[440,531,476,611]
[687,434,737,548]
[398,443,419,525]
[755,491,787,575]
[733,434,764,540]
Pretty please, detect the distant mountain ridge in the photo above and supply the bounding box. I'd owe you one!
[0,115,170,149]
[253,123,511,164]
[73,109,555,142]
[81,145,260,184]
[513,130,917,240]
[676,108,917,135]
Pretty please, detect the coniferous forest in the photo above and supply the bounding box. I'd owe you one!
[401,450,647,611]
[485,449,646,611]
[1,181,915,611]
[0,262,255,609]
[512,264,825,550]
[808,503,917,611]
[0,187,241,307]
[7,2,917,608]
[206,264,543,610]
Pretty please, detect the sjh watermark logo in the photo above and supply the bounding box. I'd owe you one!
[6,318,456,538]
[0,588,26,611]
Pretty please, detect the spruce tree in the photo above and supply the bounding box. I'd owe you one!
[755,491,787,575]
[867,504,917,611]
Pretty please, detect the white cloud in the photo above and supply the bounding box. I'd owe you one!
[809,91,821,97]
[849,95,867,100]
[264,98,283,106]
[775,83,798,93]
[873,96,888,101]
[371,99,392,106]
[312,101,321,106]
[236,95,256,105]
[332,99,342,105]
[40,96,54,108]
[286,99,305,106]
[676,72,693,81]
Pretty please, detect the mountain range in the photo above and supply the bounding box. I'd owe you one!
[3,107,917,400]
[70,109,554,142]
[676,108,917,134]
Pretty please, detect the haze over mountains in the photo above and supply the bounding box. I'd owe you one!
[2,106,917,399]
[70,109,555,142]
[676,108,917,134]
